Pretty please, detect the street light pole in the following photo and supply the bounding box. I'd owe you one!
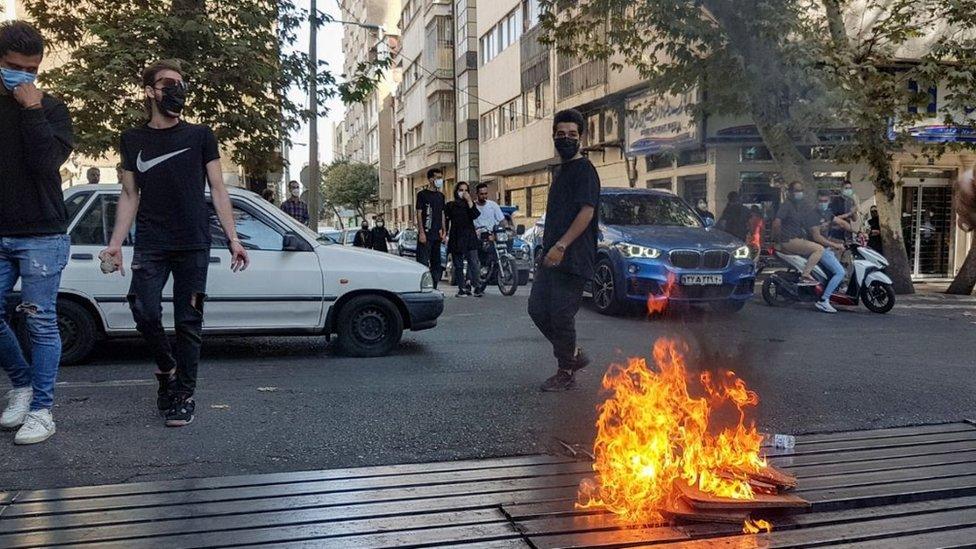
[308,0,320,232]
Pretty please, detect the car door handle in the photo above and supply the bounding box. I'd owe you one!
[209,256,221,264]
[71,253,94,261]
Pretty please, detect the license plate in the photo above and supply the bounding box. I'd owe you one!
[680,274,723,286]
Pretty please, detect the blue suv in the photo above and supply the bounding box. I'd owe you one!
[592,188,755,315]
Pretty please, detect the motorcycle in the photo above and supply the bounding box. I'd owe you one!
[762,243,896,314]
[478,225,519,296]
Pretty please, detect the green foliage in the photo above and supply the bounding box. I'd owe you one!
[24,1,389,174]
[322,161,378,219]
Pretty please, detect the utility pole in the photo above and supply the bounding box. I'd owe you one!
[308,0,320,232]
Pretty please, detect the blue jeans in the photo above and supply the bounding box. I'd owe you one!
[819,249,845,303]
[0,235,70,411]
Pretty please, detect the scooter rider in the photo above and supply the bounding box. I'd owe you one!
[810,192,847,314]
[772,182,823,287]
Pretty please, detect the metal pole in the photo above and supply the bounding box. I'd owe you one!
[308,0,321,232]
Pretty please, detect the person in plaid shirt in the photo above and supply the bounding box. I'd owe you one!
[281,180,309,225]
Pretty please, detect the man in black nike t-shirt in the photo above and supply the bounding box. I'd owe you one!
[100,60,249,428]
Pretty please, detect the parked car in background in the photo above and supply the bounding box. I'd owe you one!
[592,188,755,315]
[342,228,359,247]
[396,228,418,257]
[7,186,443,364]
[318,228,343,244]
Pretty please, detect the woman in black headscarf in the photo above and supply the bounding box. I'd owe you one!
[444,182,483,297]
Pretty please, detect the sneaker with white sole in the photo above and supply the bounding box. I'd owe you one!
[1,388,33,430]
[816,300,838,314]
[14,409,56,445]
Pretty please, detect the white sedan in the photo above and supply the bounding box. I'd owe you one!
[10,185,443,364]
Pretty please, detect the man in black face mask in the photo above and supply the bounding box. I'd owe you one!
[529,109,601,392]
[101,59,249,428]
[353,221,372,248]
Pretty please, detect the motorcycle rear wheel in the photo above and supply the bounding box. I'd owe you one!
[496,256,518,296]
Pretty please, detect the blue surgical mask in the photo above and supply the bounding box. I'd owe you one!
[1,67,37,91]
[792,192,804,201]
[819,202,830,212]
[842,188,854,197]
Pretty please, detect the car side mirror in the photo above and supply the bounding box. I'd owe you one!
[516,224,526,235]
[283,232,308,251]
[703,217,715,228]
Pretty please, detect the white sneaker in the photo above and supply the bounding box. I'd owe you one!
[816,301,838,314]
[14,409,56,445]
[1,388,33,429]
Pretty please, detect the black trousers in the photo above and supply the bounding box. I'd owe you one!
[451,249,481,290]
[415,232,443,288]
[528,267,586,369]
[127,249,209,398]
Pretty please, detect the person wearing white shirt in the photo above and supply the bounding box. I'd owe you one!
[474,183,506,231]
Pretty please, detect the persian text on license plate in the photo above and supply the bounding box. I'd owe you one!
[680,274,723,286]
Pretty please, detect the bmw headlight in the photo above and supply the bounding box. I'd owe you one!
[615,242,662,259]
[421,271,434,292]
[734,245,751,259]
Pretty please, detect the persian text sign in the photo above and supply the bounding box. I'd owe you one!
[626,90,700,157]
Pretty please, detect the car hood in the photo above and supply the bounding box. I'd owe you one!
[320,244,427,272]
[603,225,744,251]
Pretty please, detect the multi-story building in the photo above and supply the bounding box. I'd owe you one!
[339,0,400,220]
[392,0,459,228]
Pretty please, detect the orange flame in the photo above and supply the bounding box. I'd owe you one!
[577,338,767,524]
[743,519,773,534]
[647,273,677,316]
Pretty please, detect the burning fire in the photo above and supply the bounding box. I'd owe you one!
[577,338,767,524]
[646,273,676,315]
[743,519,773,534]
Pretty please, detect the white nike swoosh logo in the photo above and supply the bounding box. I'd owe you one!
[136,148,191,173]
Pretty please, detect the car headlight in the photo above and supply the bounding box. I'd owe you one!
[734,245,751,259]
[421,271,434,292]
[615,242,661,259]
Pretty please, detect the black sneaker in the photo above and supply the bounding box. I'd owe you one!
[155,371,176,413]
[473,289,484,298]
[540,370,576,392]
[455,290,468,298]
[569,348,591,372]
[165,397,195,427]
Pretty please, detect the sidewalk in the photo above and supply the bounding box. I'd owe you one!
[1,422,975,548]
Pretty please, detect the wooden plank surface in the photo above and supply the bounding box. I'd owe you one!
[3,422,976,548]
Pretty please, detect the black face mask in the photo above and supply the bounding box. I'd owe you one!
[158,85,186,117]
[554,137,580,161]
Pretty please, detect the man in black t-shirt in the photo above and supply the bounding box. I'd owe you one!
[100,60,249,428]
[529,109,600,392]
[415,168,447,288]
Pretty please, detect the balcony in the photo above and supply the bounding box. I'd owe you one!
[520,25,550,92]
[425,120,455,155]
[556,54,607,102]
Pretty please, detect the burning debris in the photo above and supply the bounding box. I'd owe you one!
[578,338,808,533]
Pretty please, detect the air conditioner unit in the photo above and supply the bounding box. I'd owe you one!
[602,109,621,143]
[586,113,603,147]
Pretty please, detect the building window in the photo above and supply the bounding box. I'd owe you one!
[480,109,499,141]
[500,98,520,135]
[480,6,523,66]
[645,153,673,171]
[647,178,673,191]
[677,148,707,167]
[523,80,551,125]
[679,176,707,206]
[523,0,543,31]
[506,188,528,213]
[740,146,773,162]
[529,185,548,217]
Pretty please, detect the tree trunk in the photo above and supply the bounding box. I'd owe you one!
[947,244,976,295]
[753,121,816,188]
[874,187,915,294]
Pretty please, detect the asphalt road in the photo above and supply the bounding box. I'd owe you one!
[1,286,974,491]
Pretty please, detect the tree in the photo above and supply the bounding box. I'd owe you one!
[322,161,379,220]
[813,0,976,294]
[24,1,386,182]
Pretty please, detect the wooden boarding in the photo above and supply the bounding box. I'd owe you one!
[0,421,974,548]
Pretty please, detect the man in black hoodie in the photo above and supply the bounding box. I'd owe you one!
[0,21,74,445]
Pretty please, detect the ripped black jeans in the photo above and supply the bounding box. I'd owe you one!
[128,249,209,398]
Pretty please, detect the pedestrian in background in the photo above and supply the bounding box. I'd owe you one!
[370,216,395,253]
[260,188,276,203]
[717,191,750,239]
[0,20,75,445]
[416,168,446,288]
[86,167,101,185]
[445,182,483,298]
[868,206,883,253]
[100,59,249,428]
[281,180,309,226]
[529,109,600,392]
[353,221,371,248]
[695,199,715,223]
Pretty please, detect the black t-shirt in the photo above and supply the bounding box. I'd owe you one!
[542,157,601,279]
[120,121,220,251]
[416,189,445,235]
[775,199,819,243]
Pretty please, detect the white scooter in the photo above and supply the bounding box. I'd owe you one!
[762,243,896,313]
